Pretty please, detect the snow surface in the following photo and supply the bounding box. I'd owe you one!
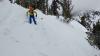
[0,0,100,56]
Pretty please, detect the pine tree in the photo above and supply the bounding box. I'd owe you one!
[45,0,48,14]
[51,0,59,16]
[37,0,46,14]
[92,20,100,49]
[15,0,20,4]
[80,12,92,31]
[80,15,86,27]
[9,0,13,3]
[63,0,73,19]
[56,0,73,22]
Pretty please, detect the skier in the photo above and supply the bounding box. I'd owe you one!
[27,4,37,25]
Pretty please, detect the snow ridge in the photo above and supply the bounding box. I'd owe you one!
[0,1,100,56]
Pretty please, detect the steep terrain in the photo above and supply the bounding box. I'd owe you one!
[0,0,100,56]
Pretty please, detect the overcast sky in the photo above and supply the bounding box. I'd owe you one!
[72,0,100,12]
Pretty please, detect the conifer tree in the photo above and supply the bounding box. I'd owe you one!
[92,20,100,49]
[51,0,59,16]
[56,0,73,22]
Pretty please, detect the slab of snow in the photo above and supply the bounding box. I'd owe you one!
[0,0,100,56]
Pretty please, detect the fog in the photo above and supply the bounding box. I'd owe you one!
[72,0,100,12]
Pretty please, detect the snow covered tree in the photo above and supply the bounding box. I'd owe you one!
[51,0,59,16]
[80,12,92,31]
[45,0,48,14]
[37,0,46,14]
[63,0,73,19]
[56,0,73,22]
[49,0,73,21]
[15,0,73,19]
[9,0,13,3]
[80,15,86,27]
[15,0,26,7]
[15,0,47,12]
[92,20,100,49]
[15,0,20,4]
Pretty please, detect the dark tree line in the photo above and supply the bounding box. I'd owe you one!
[80,12,92,31]
[9,0,13,3]
[15,0,47,14]
[92,20,100,49]
[51,0,59,16]
[50,0,73,22]
[15,0,73,22]
[80,10,100,49]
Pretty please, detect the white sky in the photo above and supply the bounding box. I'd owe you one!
[72,0,100,12]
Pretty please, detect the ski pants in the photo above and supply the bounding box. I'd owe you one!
[29,15,37,24]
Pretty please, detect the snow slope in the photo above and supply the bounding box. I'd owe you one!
[0,0,100,56]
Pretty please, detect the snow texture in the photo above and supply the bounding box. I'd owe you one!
[0,0,100,56]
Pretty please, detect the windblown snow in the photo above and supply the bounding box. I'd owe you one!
[0,0,100,56]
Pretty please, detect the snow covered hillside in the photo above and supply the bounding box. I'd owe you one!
[0,0,100,56]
